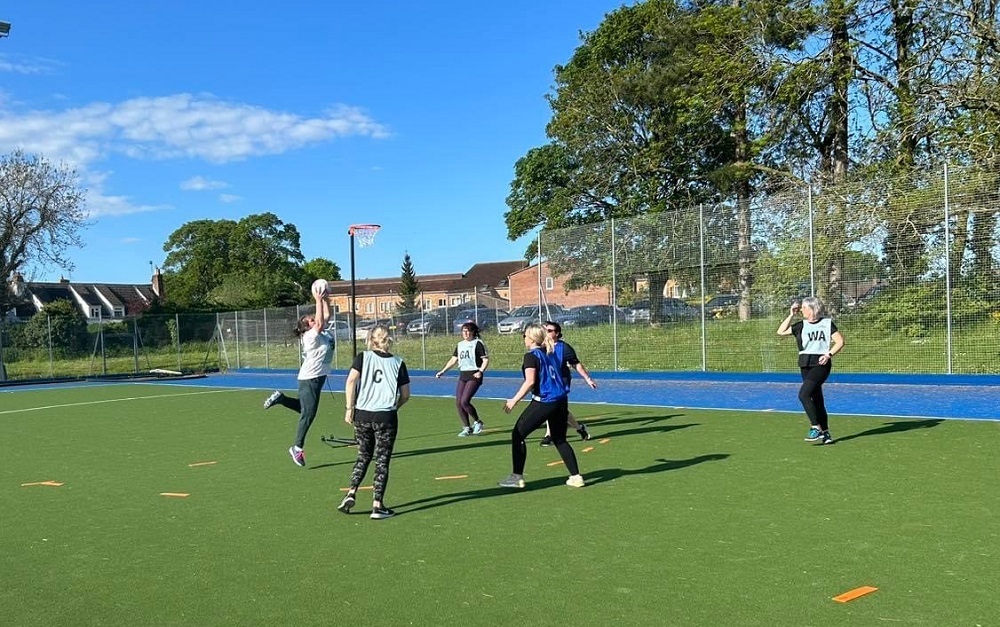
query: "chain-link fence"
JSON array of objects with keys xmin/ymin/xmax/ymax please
[
  {"xmin": 3, "ymin": 165, "xmax": 999, "ymax": 382},
  {"xmin": 534, "ymin": 164, "xmax": 1000, "ymax": 374}
]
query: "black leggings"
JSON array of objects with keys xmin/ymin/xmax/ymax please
[
  {"xmin": 455, "ymin": 377, "xmax": 482, "ymax": 427},
  {"xmin": 348, "ymin": 420, "xmax": 398, "ymax": 503},
  {"xmin": 511, "ymin": 398, "xmax": 579, "ymax": 476},
  {"xmin": 799, "ymin": 364, "xmax": 831, "ymax": 430}
]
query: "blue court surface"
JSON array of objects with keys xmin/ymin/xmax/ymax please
[{"xmin": 10, "ymin": 368, "xmax": 995, "ymax": 421}]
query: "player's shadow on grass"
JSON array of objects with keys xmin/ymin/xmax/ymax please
[
  {"xmin": 834, "ymin": 419, "xmax": 943, "ymax": 444},
  {"xmin": 392, "ymin": 453, "xmax": 729, "ymax": 515},
  {"xmin": 391, "ymin": 477, "xmax": 572, "ymax": 515},
  {"xmin": 584, "ymin": 454, "xmax": 730, "ymax": 487},
  {"xmin": 311, "ymin": 437, "xmax": 512, "ymax": 470},
  {"xmin": 592, "ymin": 422, "xmax": 698, "ymax": 440},
  {"xmin": 586, "ymin": 413, "xmax": 685, "ymax": 429}
]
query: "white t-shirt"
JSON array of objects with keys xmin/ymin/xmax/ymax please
[{"xmin": 298, "ymin": 328, "xmax": 333, "ymax": 380}]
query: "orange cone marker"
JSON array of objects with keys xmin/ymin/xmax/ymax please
[{"xmin": 832, "ymin": 586, "xmax": 878, "ymax": 603}]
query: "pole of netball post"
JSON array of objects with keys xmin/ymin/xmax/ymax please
[{"xmin": 349, "ymin": 229, "xmax": 358, "ymax": 357}]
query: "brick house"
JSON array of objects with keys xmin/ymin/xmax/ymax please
[
  {"xmin": 325, "ymin": 261, "xmax": 527, "ymax": 320},
  {"xmin": 5, "ymin": 269, "xmax": 165, "ymax": 322},
  {"xmin": 507, "ymin": 261, "xmax": 613, "ymax": 309}
]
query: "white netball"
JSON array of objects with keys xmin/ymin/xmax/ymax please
[{"xmin": 311, "ymin": 279, "xmax": 330, "ymax": 296}]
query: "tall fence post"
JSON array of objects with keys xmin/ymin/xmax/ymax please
[
  {"xmin": 0, "ymin": 320, "xmax": 6, "ymax": 382},
  {"xmin": 699, "ymin": 204, "xmax": 707, "ymax": 372},
  {"xmin": 943, "ymin": 163, "xmax": 953, "ymax": 374},
  {"xmin": 536, "ymin": 232, "xmax": 543, "ymax": 314},
  {"xmin": 263, "ymin": 308, "xmax": 270, "ymax": 369},
  {"xmin": 175, "ymin": 313, "xmax": 182, "ymax": 372},
  {"xmin": 610, "ymin": 217, "xmax": 619, "ymax": 372},
  {"xmin": 99, "ymin": 309, "xmax": 107, "ymax": 376},
  {"xmin": 234, "ymin": 311, "xmax": 241, "ymax": 369},
  {"xmin": 47, "ymin": 315, "xmax": 54, "ymax": 378},
  {"xmin": 132, "ymin": 317, "xmax": 139, "ymax": 373},
  {"xmin": 808, "ymin": 186, "xmax": 816, "ymax": 296}
]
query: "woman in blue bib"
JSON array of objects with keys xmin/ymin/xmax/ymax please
[
  {"xmin": 777, "ymin": 296, "xmax": 845, "ymax": 445},
  {"xmin": 499, "ymin": 322, "xmax": 584, "ymax": 489}
]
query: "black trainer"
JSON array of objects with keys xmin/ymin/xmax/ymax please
[
  {"xmin": 370, "ymin": 505, "xmax": 395, "ymax": 520},
  {"xmin": 539, "ymin": 435, "xmax": 552, "ymax": 447},
  {"xmin": 577, "ymin": 424, "xmax": 591, "ymax": 441},
  {"xmin": 337, "ymin": 492, "xmax": 356, "ymax": 514}
]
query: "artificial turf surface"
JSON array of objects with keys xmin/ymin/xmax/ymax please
[{"xmin": 1, "ymin": 382, "xmax": 997, "ymax": 626}]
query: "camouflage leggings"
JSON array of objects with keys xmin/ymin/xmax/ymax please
[{"xmin": 348, "ymin": 420, "xmax": 398, "ymax": 503}]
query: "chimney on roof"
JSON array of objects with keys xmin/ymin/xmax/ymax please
[
  {"xmin": 59, "ymin": 275, "xmax": 70, "ymax": 283},
  {"xmin": 151, "ymin": 266, "xmax": 165, "ymax": 299},
  {"xmin": 10, "ymin": 272, "xmax": 25, "ymax": 298}
]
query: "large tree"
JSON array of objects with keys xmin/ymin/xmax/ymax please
[
  {"xmin": 302, "ymin": 258, "xmax": 342, "ymax": 285},
  {"xmin": 506, "ymin": 0, "xmax": 732, "ymax": 322},
  {"xmin": 0, "ymin": 150, "xmax": 88, "ymax": 314},
  {"xmin": 506, "ymin": 0, "xmax": 801, "ymax": 321},
  {"xmin": 397, "ymin": 252, "xmax": 420, "ymax": 313},
  {"xmin": 162, "ymin": 213, "xmax": 307, "ymax": 308}
]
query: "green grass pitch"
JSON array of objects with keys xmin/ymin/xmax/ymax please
[{"xmin": 1, "ymin": 383, "xmax": 998, "ymax": 626}]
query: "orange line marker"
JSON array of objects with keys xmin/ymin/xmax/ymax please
[
  {"xmin": 339, "ymin": 486, "xmax": 373, "ymax": 492},
  {"xmin": 160, "ymin": 492, "xmax": 190, "ymax": 498},
  {"xmin": 546, "ymin": 460, "xmax": 565, "ymax": 467},
  {"xmin": 599, "ymin": 438, "xmax": 611, "ymax": 444},
  {"xmin": 581, "ymin": 446, "xmax": 595, "ymax": 453},
  {"xmin": 832, "ymin": 586, "xmax": 878, "ymax": 603},
  {"xmin": 21, "ymin": 480, "xmax": 64, "ymax": 487},
  {"xmin": 435, "ymin": 475, "xmax": 469, "ymax": 480},
  {"xmin": 188, "ymin": 461, "xmax": 217, "ymax": 467}
]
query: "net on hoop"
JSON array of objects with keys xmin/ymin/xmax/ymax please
[{"xmin": 348, "ymin": 223, "xmax": 381, "ymax": 248}]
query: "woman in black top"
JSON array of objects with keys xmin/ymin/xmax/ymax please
[{"xmin": 777, "ymin": 296, "xmax": 845, "ymax": 445}]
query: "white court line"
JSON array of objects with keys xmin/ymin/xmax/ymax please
[{"xmin": 0, "ymin": 389, "xmax": 240, "ymax": 415}]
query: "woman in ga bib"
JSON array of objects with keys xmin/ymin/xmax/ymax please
[
  {"xmin": 777, "ymin": 296, "xmax": 845, "ymax": 445},
  {"xmin": 435, "ymin": 322, "xmax": 489, "ymax": 436},
  {"xmin": 499, "ymin": 322, "xmax": 584, "ymax": 489}
]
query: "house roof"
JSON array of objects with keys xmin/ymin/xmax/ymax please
[
  {"xmin": 326, "ymin": 260, "xmax": 526, "ymax": 297},
  {"xmin": 7, "ymin": 280, "xmax": 158, "ymax": 319}
]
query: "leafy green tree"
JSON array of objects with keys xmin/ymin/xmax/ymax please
[
  {"xmin": 302, "ymin": 258, "xmax": 342, "ymax": 286},
  {"xmin": 162, "ymin": 219, "xmax": 235, "ymax": 306},
  {"xmin": 162, "ymin": 213, "xmax": 308, "ymax": 308},
  {"xmin": 507, "ymin": 0, "xmax": 733, "ymax": 322},
  {"xmin": 397, "ymin": 252, "xmax": 420, "ymax": 313},
  {"xmin": 0, "ymin": 150, "xmax": 88, "ymax": 314},
  {"xmin": 17, "ymin": 299, "xmax": 89, "ymax": 355}
]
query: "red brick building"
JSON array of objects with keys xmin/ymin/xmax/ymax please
[{"xmin": 507, "ymin": 261, "xmax": 613, "ymax": 309}]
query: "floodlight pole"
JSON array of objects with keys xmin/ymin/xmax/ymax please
[{"xmin": 349, "ymin": 230, "xmax": 358, "ymax": 357}]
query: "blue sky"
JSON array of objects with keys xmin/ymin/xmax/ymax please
[{"xmin": 0, "ymin": 1, "xmax": 625, "ymax": 285}]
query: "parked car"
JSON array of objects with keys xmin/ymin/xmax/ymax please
[
  {"xmin": 355, "ymin": 318, "xmax": 393, "ymax": 340},
  {"xmin": 851, "ymin": 285, "xmax": 886, "ymax": 309},
  {"xmin": 451, "ymin": 307, "xmax": 508, "ymax": 333},
  {"xmin": 497, "ymin": 305, "xmax": 575, "ymax": 334},
  {"xmin": 626, "ymin": 298, "xmax": 699, "ymax": 323},
  {"xmin": 569, "ymin": 305, "xmax": 625, "ymax": 326},
  {"xmin": 704, "ymin": 294, "xmax": 740, "ymax": 318},
  {"xmin": 406, "ymin": 313, "xmax": 445, "ymax": 336},
  {"xmin": 406, "ymin": 307, "xmax": 466, "ymax": 335},
  {"xmin": 323, "ymin": 319, "xmax": 351, "ymax": 341}
]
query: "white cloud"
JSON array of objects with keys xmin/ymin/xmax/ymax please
[
  {"xmin": 86, "ymin": 191, "xmax": 172, "ymax": 218},
  {"xmin": 120, "ymin": 237, "xmax": 141, "ymax": 244},
  {"xmin": 0, "ymin": 93, "xmax": 389, "ymax": 218},
  {"xmin": 0, "ymin": 54, "xmax": 61, "ymax": 75},
  {"xmin": 0, "ymin": 93, "xmax": 388, "ymax": 165},
  {"xmin": 219, "ymin": 193, "xmax": 242, "ymax": 204},
  {"xmin": 181, "ymin": 175, "xmax": 229, "ymax": 191}
]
